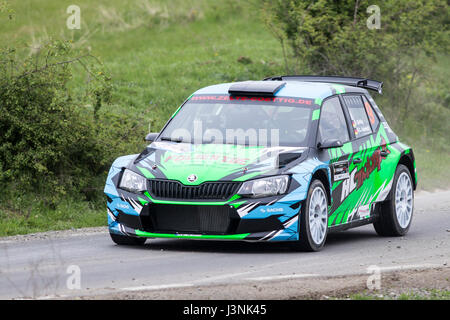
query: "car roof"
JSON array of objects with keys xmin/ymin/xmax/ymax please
[{"xmin": 193, "ymin": 80, "xmax": 368, "ymax": 102}]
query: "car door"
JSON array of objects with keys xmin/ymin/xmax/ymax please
[
  {"xmin": 361, "ymin": 94, "xmax": 395, "ymax": 202},
  {"xmin": 337, "ymin": 94, "xmax": 383, "ymax": 224},
  {"xmin": 316, "ymin": 96, "xmax": 354, "ymax": 227}
]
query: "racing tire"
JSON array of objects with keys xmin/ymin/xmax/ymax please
[
  {"xmin": 110, "ymin": 232, "xmax": 147, "ymax": 245},
  {"xmin": 293, "ymin": 179, "xmax": 329, "ymax": 252},
  {"xmin": 373, "ymin": 164, "xmax": 414, "ymax": 237}
]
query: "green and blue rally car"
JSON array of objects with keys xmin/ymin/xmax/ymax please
[{"xmin": 104, "ymin": 76, "xmax": 417, "ymax": 251}]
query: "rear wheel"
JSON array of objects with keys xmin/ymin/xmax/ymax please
[
  {"xmin": 373, "ymin": 164, "xmax": 414, "ymax": 236},
  {"xmin": 110, "ymin": 232, "xmax": 147, "ymax": 245},
  {"xmin": 293, "ymin": 179, "xmax": 328, "ymax": 251}
]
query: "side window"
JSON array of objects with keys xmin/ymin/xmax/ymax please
[
  {"xmin": 318, "ymin": 97, "xmax": 349, "ymax": 143},
  {"xmin": 362, "ymin": 95, "xmax": 380, "ymax": 131},
  {"xmin": 343, "ymin": 95, "xmax": 372, "ymax": 138}
]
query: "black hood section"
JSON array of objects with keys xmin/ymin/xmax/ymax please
[
  {"xmin": 134, "ymin": 147, "xmax": 157, "ymax": 164},
  {"xmin": 277, "ymin": 149, "xmax": 309, "ymax": 170},
  {"xmin": 278, "ymin": 153, "xmax": 302, "ymax": 167}
]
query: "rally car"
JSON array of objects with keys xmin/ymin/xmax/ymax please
[{"xmin": 104, "ymin": 76, "xmax": 417, "ymax": 251}]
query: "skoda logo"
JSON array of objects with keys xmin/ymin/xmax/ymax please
[{"xmin": 187, "ymin": 174, "xmax": 198, "ymax": 183}]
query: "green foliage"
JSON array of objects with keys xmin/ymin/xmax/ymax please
[
  {"xmin": 0, "ymin": 40, "xmax": 145, "ymax": 207},
  {"xmin": 261, "ymin": 0, "xmax": 450, "ymax": 164},
  {"xmin": 0, "ymin": 0, "xmax": 14, "ymax": 20},
  {"xmin": 349, "ymin": 289, "xmax": 450, "ymax": 300},
  {"xmin": 261, "ymin": 0, "xmax": 448, "ymax": 76},
  {"xmin": 261, "ymin": 0, "xmax": 448, "ymax": 108},
  {"xmin": 0, "ymin": 194, "xmax": 105, "ymax": 236}
]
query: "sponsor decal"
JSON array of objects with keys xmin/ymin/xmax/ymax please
[
  {"xmin": 341, "ymin": 150, "xmax": 382, "ymax": 202},
  {"xmin": 333, "ymin": 161, "xmax": 350, "ymax": 181},
  {"xmin": 364, "ymin": 101, "xmax": 376, "ymax": 125},
  {"xmin": 165, "ymin": 153, "xmax": 249, "ymax": 165},
  {"xmin": 354, "ymin": 150, "xmax": 382, "ymax": 189},
  {"xmin": 190, "ymin": 94, "xmax": 314, "ymax": 106},
  {"xmin": 357, "ymin": 204, "xmax": 371, "ymax": 218},
  {"xmin": 260, "ymin": 207, "xmax": 284, "ymax": 213},
  {"xmin": 351, "ymin": 120, "xmax": 359, "ymax": 136}
]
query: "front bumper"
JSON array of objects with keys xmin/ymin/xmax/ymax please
[
  {"xmin": 107, "ymin": 200, "xmax": 300, "ymax": 241},
  {"xmin": 104, "ymin": 161, "xmax": 309, "ymax": 242}
]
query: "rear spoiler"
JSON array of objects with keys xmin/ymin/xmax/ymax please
[{"xmin": 263, "ymin": 75, "xmax": 383, "ymax": 94}]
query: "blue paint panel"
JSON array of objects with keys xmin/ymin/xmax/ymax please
[
  {"xmin": 275, "ymin": 82, "xmax": 333, "ymax": 100},
  {"xmin": 194, "ymin": 82, "xmax": 335, "ymax": 100},
  {"xmin": 268, "ymin": 217, "xmax": 299, "ymax": 241},
  {"xmin": 104, "ymin": 154, "xmax": 138, "ymax": 196},
  {"xmin": 108, "ymin": 221, "xmax": 124, "ymax": 235},
  {"xmin": 108, "ymin": 198, "xmax": 140, "ymax": 216},
  {"xmin": 244, "ymin": 201, "xmax": 298, "ymax": 222},
  {"xmin": 112, "ymin": 154, "xmax": 138, "ymax": 168}
]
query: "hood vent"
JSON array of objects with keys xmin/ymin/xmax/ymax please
[
  {"xmin": 228, "ymin": 81, "xmax": 286, "ymax": 96},
  {"xmin": 277, "ymin": 152, "xmax": 303, "ymax": 168},
  {"xmin": 134, "ymin": 147, "xmax": 156, "ymax": 164}
]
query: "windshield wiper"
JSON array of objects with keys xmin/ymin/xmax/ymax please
[{"xmin": 160, "ymin": 136, "xmax": 184, "ymax": 143}]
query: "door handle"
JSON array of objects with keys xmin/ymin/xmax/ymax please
[
  {"xmin": 353, "ymin": 158, "xmax": 362, "ymax": 164},
  {"xmin": 380, "ymin": 150, "xmax": 389, "ymax": 157}
]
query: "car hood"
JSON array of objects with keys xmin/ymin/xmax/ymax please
[{"xmin": 130, "ymin": 141, "xmax": 307, "ymax": 185}]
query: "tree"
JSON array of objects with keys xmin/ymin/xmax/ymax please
[{"xmin": 261, "ymin": 0, "xmax": 449, "ymax": 119}]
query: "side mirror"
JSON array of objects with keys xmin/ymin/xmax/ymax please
[
  {"xmin": 144, "ymin": 132, "xmax": 159, "ymax": 142},
  {"xmin": 317, "ymin": 138, "xmax": 343, "ymax": 149}
]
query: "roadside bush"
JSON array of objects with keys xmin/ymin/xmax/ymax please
[
  {"xmin": 260, "ymin": 0, "xmax": 449, "ymax": 130},
  {"xmin": 0, "ymin": 41, "xmax": 145, "ymax": 207}
]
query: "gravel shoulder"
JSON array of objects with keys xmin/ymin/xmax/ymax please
[
  {"xmin": 73, "ymin": 266, "xmax": 450, "ymax": 300},
  {"xmin": 0, "ymin": 227, "xmax": 108, "ymax": 244}
]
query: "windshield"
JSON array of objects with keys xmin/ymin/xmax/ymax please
[{"xmin": 159, "ymin": 95, "xmax": 314, "ymax": 147}]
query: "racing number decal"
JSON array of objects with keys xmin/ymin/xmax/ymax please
[{"xmin": 364, "ymin": 101, "xmax": 376, "ymax": 125}]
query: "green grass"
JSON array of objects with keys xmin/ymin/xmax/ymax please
[
  {"xmin": 0, "ymin": 198, "xmax": 104, "ymax": 236},
  {"xmin": 1, "ymin": 0, "xmax": 285, "ymax": 130},
  {"xmin": 349, "ymin": 289, "xmax": 450, "ymax": 300},
  {"xmin": 0, "ymin": 0, "xmax": 448, "ymax": 236},
  {"xmin": 392, "ymin": 54, "xmax": 450, "ymax": 191},
  {"xmin": 410, "ymin": 144, "xmax": 450, "ymax": 191}
]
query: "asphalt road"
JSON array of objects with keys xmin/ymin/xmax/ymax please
[{"xmin": 0, "ymin": 190, "xmax": 449, "ymax": 299}]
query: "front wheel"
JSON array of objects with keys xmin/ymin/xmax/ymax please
[
  {"xmin": 110, "ymin": 232, "xmax": 147, "ymax": 245},
  {"xmin": 373, "ymin": 164, "xmax": 414, "ymax": 236},
  {"xmin": 293, "ymin": 179, "xmax": 328, "ymax": 252}
]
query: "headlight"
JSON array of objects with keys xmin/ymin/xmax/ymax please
[
  {"xmin": 237, "ymin": 175, "xmax": 289, "ymax": 198},
  {"xmin": 119, "ymin": 169, "xmax": 147, "ymax": 193}
]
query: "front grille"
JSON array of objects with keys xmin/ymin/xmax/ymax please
[
  {"xmin": 151, "ymin": 204, "xmax": 232, "ymax": 234},
  {"xmin": 148, "ymin": 180, "xmax": 241, "ymax": 200}
]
